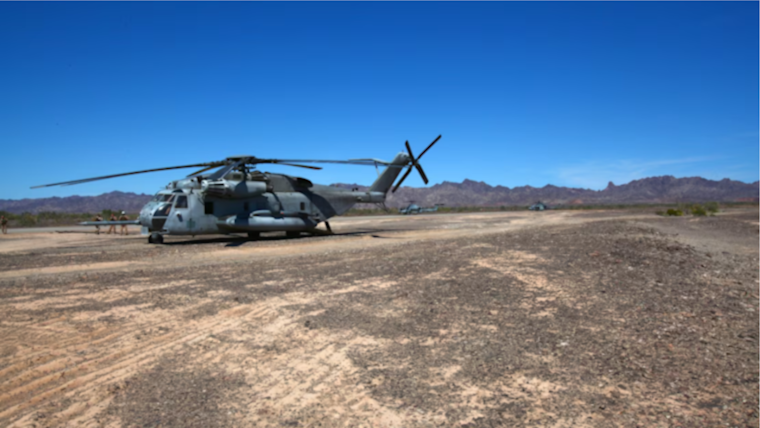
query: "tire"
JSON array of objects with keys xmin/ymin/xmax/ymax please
[
  {"xmin": 247, "ymin": 232, "xmax": 260, "ymax": 239},
  {"xmin": 286, "ymin": 231, "xmax": 300, "ymax": 238},
  {"xmin": 149, "ymin": 232, "xmax": 164, "ymax": 244}
]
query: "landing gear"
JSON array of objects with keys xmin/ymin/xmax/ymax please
[
  {"xmin": 307, "ymin": 221, "xmax": 334, "ymax": 237},
  {"xmin": 148, "ymin": 232, "xmax": 164, "ymax": 244},
  {"xmin": 286, "ymin": 231, "xmax": 300, "ymax": 238},
  {"xmin": 247, "ymin": 232, "xmax": 260, "ymax": 239}
]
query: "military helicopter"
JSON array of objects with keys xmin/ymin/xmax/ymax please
[
  {"xmin": 33, "ymin": 136, "xmax": 441, "ymax": 244},
  {"xmin": 398, "ymin": 202, "xmax": 443, "ymax": 215}
]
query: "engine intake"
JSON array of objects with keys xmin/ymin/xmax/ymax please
[{"xmin": 201, "ymin": 179, "xmax": 268, "ymax": 199}]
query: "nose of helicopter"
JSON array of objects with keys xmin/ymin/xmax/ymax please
[{"xmin": 138, "ymin": 203, "xmax": 156, "ymax": 228}]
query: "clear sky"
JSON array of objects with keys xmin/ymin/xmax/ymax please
[{"xmin": 1, "ymin": 2, "xmax": 757, "ymax": 200}]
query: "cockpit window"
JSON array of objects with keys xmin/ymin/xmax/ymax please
[
  {"xmin": 175, "ymin": 195, "xmax": 188, "ymax": 209},
  {"xmin": 155, "ymin": 204, "xmax": 172, "ymax": 217},
  {"xmin": 152, "ymin": 194, "xmax": 173, "ymax": 202}
]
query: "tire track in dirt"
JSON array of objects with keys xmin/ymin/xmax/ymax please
[
  {"xmin": 160, "ymin": 283, "xmax": 427, "ymax": 427},
  {"xmin": 1, "ymin": 300, "xmax": 282, "ymax": 426},
  {"xmin": 0, "ymin": 283, "xmax": 276, "ymax": 423}
]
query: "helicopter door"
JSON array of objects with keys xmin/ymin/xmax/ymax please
[{"xmin": 173, "ymin": 195, "xmax": 188, "ymax": 222}]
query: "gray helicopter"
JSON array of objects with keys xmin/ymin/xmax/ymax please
[
  {"xmin": 398, "ymin": 202, "xmax": 443, "ymax": 215},
  {"xmin": 33, "ymin": 136, "xmax": 441, "ymax": 244}
]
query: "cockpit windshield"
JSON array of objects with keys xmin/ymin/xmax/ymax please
[{"xmin": 152, "ymin": 193, "xmax": 174, "ymax": 202}]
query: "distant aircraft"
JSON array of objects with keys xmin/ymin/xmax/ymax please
[
  {"xmin": 399, "ymin": 203, "xmax": 443, "ymax": 215},
  {"xmin": 529, "ymin": 201, "xmax": 549, "ymax": 211}
]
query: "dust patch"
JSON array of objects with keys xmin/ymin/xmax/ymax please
[
  {"xmin": 106, "ymin": 360, "xmax": 247, "ymax": 428},
  {"xmin": 0, "ymin": 261, "xmax": 136, "ymax": 279}
]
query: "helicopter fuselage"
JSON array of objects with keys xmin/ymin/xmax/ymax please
[
  {"xmin": 138, "ymin": 171, "xmax": 387, "ymax": 236},
  {"xmin": 53, "ymin": 140, "xmax": 442, "ymax": 244}
]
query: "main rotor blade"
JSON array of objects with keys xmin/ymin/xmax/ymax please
[
  {"xmin": 416, "ymin": 134, "xmax": 441, "ymax": 161},
  {"xmin": 347, "ymin": 158, "xmax": 391, "ymax": 164},
  {"xmin": 392, "ymin": 166, "xmax": 413, "ymax": 193},
  {"xmin": 263, "ymin": 159, "xmax": 405, "ymax": 168},
  {"xmin": 31, "ymin": 162, "xmax": 223, "ymax": 189},
  {"xmin": 207, "ymin": 158, "xmax": 248, "ymax": 181},
  {"xmin": 276, "ymin": 163, "xmax": 323, "ymax": 170},
  {"xmin": 187, "ymin": 165, "xmax": 220, "ymax": 177}
]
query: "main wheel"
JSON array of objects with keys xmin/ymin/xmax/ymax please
[
  {"xmin": 247, "ymin": 232, "xmax": 260, "ymax": 239},
  {"xmin": 148, "ymin": 232, "xmax": 164, "ymax": 244},
  {"xmin": 285, "ymin": 231, "xmax": 300, "ymax": 238}
]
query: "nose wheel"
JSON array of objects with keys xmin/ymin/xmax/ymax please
[{"xmin": 148, "ymin": 232, "xmax": 164, "ymax": 244}]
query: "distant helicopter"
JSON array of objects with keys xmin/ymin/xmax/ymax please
[
  {"xmin": 398, "ymin": 202, "xmax": 443, "ymax": 215},
  {"xmin": 529, "ymin": 201, "xmax": 550, "ymax": 211},
  {"xmin": 33, "ymin": 136, "xmax": 441, "ymax": 244}
]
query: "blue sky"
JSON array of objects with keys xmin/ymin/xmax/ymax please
[{"xmin": 1, "ymin": 2, "xmax": 757, "ymax": 199}]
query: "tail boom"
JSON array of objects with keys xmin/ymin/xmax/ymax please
[{"xmin": 369, "ymin": 153, "xmax": 410, "ymax": 194}]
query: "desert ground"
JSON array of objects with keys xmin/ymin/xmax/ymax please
[{"xmin": 0, "ymin": 208, "xmax": 757, "ymax": 427}]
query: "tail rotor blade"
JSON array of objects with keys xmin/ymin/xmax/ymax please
[
  {"xmin": 416, "ymin": 134, "xmax": 441, "ymax": 161},
  {"xmin": 404, "ymin": 136, "xmax": 438, "ymax": 185},
  {"xmin": 404, "ymin": 140, "xmax": 415, "ymax": 162},
  {"xmin": 392, "ymin": 166, "xmax": 413, "ymax": 193},
  {"xmin": 415, "ymin": 163, "xmax": 429, "ymax": 184}
]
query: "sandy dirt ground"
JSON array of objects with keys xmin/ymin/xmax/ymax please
[{"xmin": 0, "ymin": 209, "xmax": 757, "ymax": 427}]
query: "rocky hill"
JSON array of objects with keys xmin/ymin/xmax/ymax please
[
  {"xmin": 0, "ymin": 176, "xmax": 757, "ymax": 214},
  {"xmin": 0, "ymin": 191, "xmax": 153, "ymax": 214},
  {"xmin": 335, "ymin": 176, "xmax": 758, "ymax": 208}
]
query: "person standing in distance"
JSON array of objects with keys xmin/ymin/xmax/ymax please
[
  {"xmin": 107, "ymin": 212, "xmax": 117, "ymax": 234},
  {"xmin": 119, "ymin": 211, "xmax": 130, "ymax": 235},
  {"xmin": 93, "ymin": 213, "xmax": 103, "ymax": 235},
  {"xmin": 1, "ymin": 215, "xmax": 8, "ymax": 235}
]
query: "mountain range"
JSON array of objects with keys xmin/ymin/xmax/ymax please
[
  {"xmin": 368, "ymin": 176, "xmax": 759, "ymax": 209},
  {"xmin": 1, "ymin": 176, "xmax": 757, "ymax": 214}
]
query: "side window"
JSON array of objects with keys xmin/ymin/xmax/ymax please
[
  {"xmin": 175, "ymin": 195, "xmax": 188, "ymax": 209},
  {"xmin": 204, "ymin": 201, "xmax": 214, "ymax": 215},
  {"xmin": 300, "ymin": 202, "xmax": 305, "ymax": 211}
]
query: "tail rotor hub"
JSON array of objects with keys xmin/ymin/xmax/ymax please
[{"xmin": 392, "ymin": 135, "xmax": 441, "ymax": 193}]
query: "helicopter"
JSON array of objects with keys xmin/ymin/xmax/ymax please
[
  {"xmin": 398, "ymin": 202, "xmax": 443, "ymax": 215},
  {"xmin": 32, "ymin": 136, "xmax": 441, "ymax": 244}
]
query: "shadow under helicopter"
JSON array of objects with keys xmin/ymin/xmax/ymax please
[{"xmin": 160, "ymin": 228, "xmax": 410, "ymax": 247}]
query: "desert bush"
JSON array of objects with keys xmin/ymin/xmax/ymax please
[
  {"xmin": 691, "ymin": 204, "xmax": 707, "ymax": 216},
  {"xmin": 666, "ymin": 208, "xmax": 683, "ymax": 216},
  {"xmin": 705, "ymin": 201, "xmax": 720, "ymax": 214},
  {"xmin": 655, "ymin": 210, "xmax": 665, "ymax": 216},
  {"xmin": 18, "ymin": 212, "xmax": 37, "ymax": 227}
]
